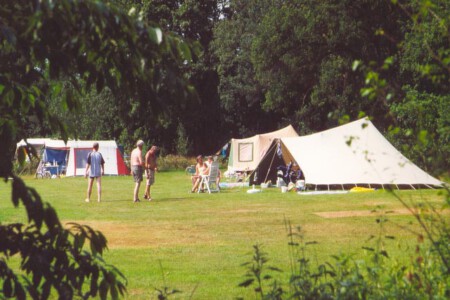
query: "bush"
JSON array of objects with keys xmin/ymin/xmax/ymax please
[
  {"xmin": 157, "ymin": 155, "xmax": 228, "ymax": 171},
  {"xmin": 157, "ymin": 155, "xmax": 196, "ymax": 171}
]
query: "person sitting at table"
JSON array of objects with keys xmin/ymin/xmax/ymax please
[{"xmin": 191, "ymin": 155, "xmax": 209, "ymax": 193}]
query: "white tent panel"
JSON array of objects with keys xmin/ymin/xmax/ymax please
[
  {"xmin": 281, "ymin": 118, "xmax": 442, "ymax": 187},
  {"xmin": 16, "ymin": 138, "xmax": 52, "ymax": 148},
  {"xmin": 65, "ymin": 140, "xmax": 124, "ymax": 176},
  {"xmin": 44, "ymin": 140, "xmax": 67, "ymax": 148},
  {"xmin": 238, "ymin": 142, "xmax": 254, "ymax": 162}
]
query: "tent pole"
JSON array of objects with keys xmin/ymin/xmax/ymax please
[
  {"xmin": 263, "ymin": 142, "xmax": 278, "ymax": 184},
  {"xmin": 245, "ymin": 142, "xmax": 278, "ymax": 184}
]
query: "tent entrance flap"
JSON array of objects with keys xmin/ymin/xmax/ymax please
[{"xmin": 249, "ymin": 140, "xmax": 290, "ymax": 185}]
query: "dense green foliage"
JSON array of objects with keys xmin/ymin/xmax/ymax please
[
  {"xmin": 47, "ymin": 0, "xmax": 226, "ymax": 154},
  {"xmin": 11, "ymin": 0, "xmax": 448, "ymax": 177},
  {"xmin": 0, "ymin": 0, "xmax": 192, "ymax": 298},
  {"xmin": 1, "ymin": 0, "xmax": 448, "ymax": 298}
]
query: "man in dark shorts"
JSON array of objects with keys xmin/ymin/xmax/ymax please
[
  {"xmin": 84, "ymin": 142, "xmax": 105, "ymax": 202},
  {"xmin": 130, "ymin": 140, "xmax": 144, "ymax": 202},
  {"xmin": 144, "ymin": 145, "xmax": 159, "ymax": 201}
]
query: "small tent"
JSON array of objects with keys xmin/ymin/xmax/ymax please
[
  {"xmin": 65, "ymin": 140, "xmax": 129, "ymax": 176},
  {"xmin": 15, "ymin": 138, "xmax": 68, "ymax": 175},
  {"xmin": 250, "ymin": 118, "xmax": 444, "ymax": 189},
  {"xmin": 228, "ymin": 125, "xmax": 299, "ymax": 172},
  {"xmin": 16, "ymin": 138, "xmax": 65, "ymax": 159}
]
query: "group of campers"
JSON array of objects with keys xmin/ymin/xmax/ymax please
[
  {"xmin": 84, "ymin": 140, "xmax": 159, "ymax": 203},
  {"xmin": 84, "ymin": 140, "xmax": 222, "ymax": 202}
]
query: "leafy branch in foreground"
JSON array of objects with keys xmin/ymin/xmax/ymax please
[
  {"xmin": 239, "ymin": 191, "xmax": 450, "ymax": 299},
  {"xmin": 238, "ymin": 244, "xmax": 283, "ymax": 300},
  {"xmin": 0, "ymin": 176, "xmax": 126, "ymax": 299},
  {"xmin": 1, "ymin": 0, "xmax": 194, "ymax": 298},
  {"xmin": 386, "ymin": 187, "xmax": 450, "ymax": 274},
  {"xmin": 154, "ymin": 260, "xmax": 183, "ymax": 300}
]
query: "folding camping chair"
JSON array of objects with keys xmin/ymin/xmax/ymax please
[
  {"xmin": 198, "ymin": 161, "xmax": 220, "ymax": 193},
  {"xmin": 185, "ymin": 165, "xmax": 196, "ymax": 176}
]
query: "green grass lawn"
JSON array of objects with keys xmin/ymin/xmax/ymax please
[{"xmin": 0, "ymin": 171, "xmax": 446, "ymax": 299}]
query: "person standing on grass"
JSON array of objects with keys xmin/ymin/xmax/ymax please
[
  {"xmin": 143, "ymin": 145, "xmax": 159, "ymax": 201},
  {"xmin": 85, "ymin": 142, "xmax": 105, "ymax": 203},
  {"xmin": 130, "ymin": 139, "xmax": 144, "ymax": 202}
]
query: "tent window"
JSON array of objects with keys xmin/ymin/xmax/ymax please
[
  {"xmin": 75, "ymin": 149, "xmax": 90, "ymax": 169},
  {"xmin": 238, "ymin": 143, "xmax": 253, "ymax": 162}
]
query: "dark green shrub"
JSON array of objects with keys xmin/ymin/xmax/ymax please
[{"xmin": 157, "ymin": 155, "xmax": 196, "ymax": 171}]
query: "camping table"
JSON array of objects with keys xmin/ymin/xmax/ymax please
[{"xmin": 45, "ymin": 165, "xmax": 60, "ymax": 176}]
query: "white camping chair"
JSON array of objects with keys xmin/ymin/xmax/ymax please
[{"xmin": 198, "ymin": 161, "xmax": 220, "ymax": 193}]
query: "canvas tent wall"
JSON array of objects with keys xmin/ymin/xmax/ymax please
[
  {"xmin": 16, "ymin": 138, "xmax": 66, "ymax": 159},
  {"xmin": 250, "ymin": 118, "xmax": 443, "ymax": 189},
  {"xmin": 41, "ymin": 146, "xmax": 70, "ymax": 175},
  {"xmin": 228, "ymin": 125, "xmax": 299, "ymax": 172},
  {"xmin": 65, "ymin": 140, "xmax": 129, "ymax": 176}
]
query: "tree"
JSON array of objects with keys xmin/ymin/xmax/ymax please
[
  {"xmin": 114, "ymin": 0, "xmax": 226, "ymax": 154},
  {"xmin": 394, "ymin": 0, "xmax": 449, "ymax": 176},
  {"xmin": 43, "ymin": 84, "xmax": 126, "ymax": 141},
  {"xmin": 213, "ymin": 0, "xmax": 447, "ymax": 176},
  {"xmin": 0, "ymin": 0, "xmax": 193, "ymax": 298},
  {"xmin": 354, "ymin": 0, "xmax": 449, "ymax": 176},
  {"xmin": 250, "ymin": 0, "xmax": 405, "ymax": 133},
  {"xmin": 211, "ymin": 0, "xmax": 284, "ymax": 138}
]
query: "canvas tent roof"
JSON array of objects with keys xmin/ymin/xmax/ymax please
[
  {"xmin": 17, "ymin": 138, "xmax": 51, "ymax": 148},
  {"xmin": 228, "ymin": 125, "xmax": 299, "ymax": 172},
  {"xmin": 251, "ymin": 118, "xmax": 443, "ymax": 189},
  {"xmin": 16, "ymin": 138, "xmax": 66, "ymax": 158}
]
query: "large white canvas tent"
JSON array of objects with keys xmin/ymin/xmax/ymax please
[
  {"xmin": 65, "ymin": 140, "xmax": 128, "ymax": 176},
  {"xmin": 228, "ymin": 125, "xmax": 299, "ymax": 172},
  {"xmin": 250, "ymin": 118, "xmax": 443, "ymax": 189}
]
